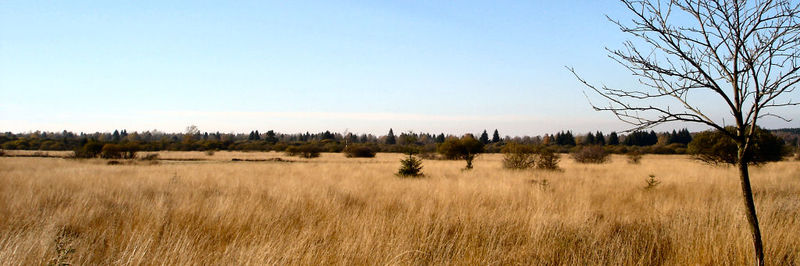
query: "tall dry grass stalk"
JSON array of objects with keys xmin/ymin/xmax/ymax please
[{"xmin": 0, "ymin": 152, "xmax": 798, "ymax": 264}]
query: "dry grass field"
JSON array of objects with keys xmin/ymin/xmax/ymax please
[{"xmin": 0, "ymin": 152, "xmax": 798, "ymax": 265}]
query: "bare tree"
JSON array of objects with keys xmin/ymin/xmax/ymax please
[{"xmin": 569, "ymin": 1, "xmax": 800, "ymax": 265}]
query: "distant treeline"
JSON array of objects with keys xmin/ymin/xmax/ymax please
[{"xmin": 0, "ymin": 127, "xmax": 798, "ymax": 155}]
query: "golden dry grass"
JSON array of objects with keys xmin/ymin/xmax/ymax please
[{"xmin": 0, "ymin": 152, "xmax": 798, "ymax": 265}]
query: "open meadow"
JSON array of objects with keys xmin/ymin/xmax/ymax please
[{"xmin": 1, "ymin": 152, "xmax": 799, "ymax": 265}]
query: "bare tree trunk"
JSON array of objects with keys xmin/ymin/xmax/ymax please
[{"xmin": 737, "ymin": 146, "xmax": 764, "ymax": 266}]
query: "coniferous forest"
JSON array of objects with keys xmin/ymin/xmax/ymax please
[{"xmin": 1, "ymin": 127, "xmax": 797, "ymax": 156}]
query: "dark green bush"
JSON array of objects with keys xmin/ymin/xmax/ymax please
[
  {"xmin": 571, "ymin": 146, "xmax": 609, "ymax": 164},
  {"xmin": 73, "ymin": 141, "xmax": 104, "ymax": 158},
  {"xmin": 286, "ymin": 144, "xmax": 321, "ymax": 158},
  {"xmin": 343, "ymin": 144, "xmax": 376, "ymax": 158},
  {"xmin": 438, "ymin": 135, "xmax": 484, "ymax": 169},
  {"xmin": 100, "ymin": 143, "xmax": 139, "ymax": 159},
  {"xmin": 688, "ymin": 127, "xmax": 785, "ymax": 165}
]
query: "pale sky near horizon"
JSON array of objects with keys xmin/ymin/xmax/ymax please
[{"xmin": 2, "ymin": 1, "xmax": 798, "ymax": 136}]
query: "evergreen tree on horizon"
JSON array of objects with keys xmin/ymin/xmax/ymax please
[
  {"xmin": 596, "ymin": 131, "xmax": 605, "ymax": 145},
  {"xmin": 435, "ymin": 133, "xmax": 445, "ymax": 143},
  {"xmin": 479, "ymin": 130, "xmax": 490, "ymax": 144},
  {"xmin": 608, "ymin": 132, "xmax": 619, "ymax": 145},
  {"xmin": 386, "ymin": 128, "xmax": 396, "ymax": 145}
]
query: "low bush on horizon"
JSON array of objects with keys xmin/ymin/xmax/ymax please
[
  {"xmin": 285, "ymin": 144, "xmax": 321, "ymax": 158},
  {"xmin": 571, "ymin": 146, "xmax": 609, "ymax": 164},
  {"xmin": 343, "ymin": 144, "xmax": 376, "ymax": 158}
]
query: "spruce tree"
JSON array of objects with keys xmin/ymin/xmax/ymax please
[
  {"xmin": 648, "ymin": 131, "xmax": 658, "ymax": 145},
  {"xmin": 397, "ymin": 153, "xmax": 424, "ymax": 177},
  {"xmin": 435, "ymin": 133, "xmax": 445, "ymax": 143},
  {"xmin": 479, "ymin": 130, "xmax": 490, "ymax": 144},
  {"xmin": 265, "ymin": 130, "xmax": 278, "ymax": 144},
  {"xmin": 491, "ymin": 129, "xmax": 501, "ymax": 143},
  {"xmin": 386, "ymin": 129, "xmax": 396, "ymax": 145},
  {"xmin": 669, "ymin": 129, "xmax": 679, "ymax": 144},
  {"xmin": 608, "ymin": 132, "xmax": 619, "ymax": 145},
  {"xmin": 596, "ymin": 131, "xmax": 605, "ymax": 145},
  {"xmin": 565, "ymin": 131, "xmax": 576, "ymax": 146}
]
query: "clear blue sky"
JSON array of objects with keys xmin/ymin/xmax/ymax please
[{"xmin": 1, "ymin": 1, "xmax": 797, "ymax": 136}]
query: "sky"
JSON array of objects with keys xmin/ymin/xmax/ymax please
[{"xmin": 1, "ymin": 1, "xmax": 798, "ymax": 136}]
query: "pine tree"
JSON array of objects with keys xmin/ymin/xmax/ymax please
[
  {"xmin": 596, "ymin": 131, "xmax": 605, "ymax": 145},
  {"xmin": 322, "ymin": 131, "xmax": 334, "ymax": 140},
  {"xmin": 608, "ymin": 132, "xmax": 619, "ymax": 145},
  {"xmin": 435, "ymin": 133, "xmax": 445, "ymax": 143},
  {"xmin": 479, "ymin": 130, "xmax": 490, "ymax": 144},
  {"xmin": 491, "ymin": 129, "xmax": 501, "ymax": 143},
  {"xmin": 648, "ymin": 131, "xmax": 658, "ymax": 145},
  {"xmin": 679, "ymin": 128, "xmax": 692, "ymax": 144},
  {"xmin": 265, "ymin": 130, "xmax": 278, "ymax": 144},
  {"xmin": 386, "ymin": 129, "xmax": 396, "ymax": 145},
  {"xmin": 565, "ymin": 131, "xmax": 576, "ymax": 146},
  {"xmin": 668, "ymin": 129, "xmax": 679, "ymax": 144}
]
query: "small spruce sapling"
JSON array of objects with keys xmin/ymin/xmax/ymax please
[{"xmin": 644, "ymin": 174, "xmax": 661, "ymax": 190}]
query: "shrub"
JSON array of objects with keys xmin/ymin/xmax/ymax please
[
  {"xmin": 73, "ymin": 141, "xmax": 104, "ymax": 158},
  {"xmin": 502, "ymin": 143, "xmax": 536, "ymax": 170},
  {"xmin": 688, "ymin": 127, "xmax": 785, "ymax": 165},
  {"xmin": 627, "ymin": 150, "xmax": 643, "ymax": 164},
  {"xmin": 100, "ymin": 143, "xmax": 139, "ymax": 159},
  {"xmin": 536, "ymin": 148, "xmax": 561, "ymax": 170},
  {"xmin": 571, "ymin": 146, "xmax": 609, "ymax": 164},
  {"xmin": 438, "ymin": 135, "xmax": 484, "ymax": 170},
  {"xmin": 286, "ymin": 144, "xmax": 321, "ymax": 158},
  {"xmin": 271, "ymin": 143, "xmax": 288, "ymax": 152},
  {"xmin": 322, "ymin": 141, "xmax": 344, "ymax": 152},
  {"xmin": 397, "ymin": 154, "xmax": 424, "ymax": 177},
  {"xmin": 101, "ymin": 144, "xmax": 123, "ymax": 159},
  {"xmin": 343, "ymin": 145, "xmax": 376, "ymax": 158}
]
